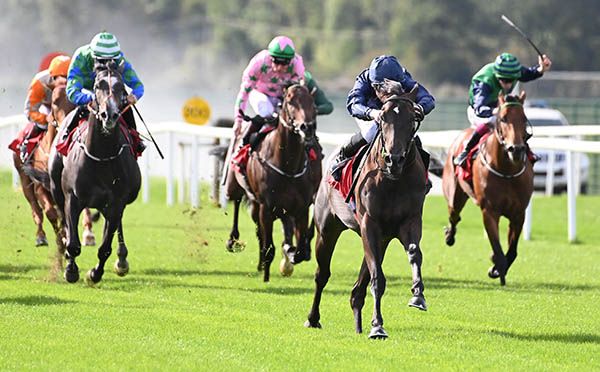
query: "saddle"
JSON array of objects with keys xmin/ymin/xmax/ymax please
[
  {"xmin": 8, "ymin": 122, "xmax": 44, "ymax": 158},
  {"xmin": 455, "ymin": 133, "xmax": 491, "ymax": 182},
  {"xmin": 55, "ymin": 118, "xmax": 138, "ymax": 158},
  {"xmin": 327, "ymin": 144, "xmax": 370, "ymax": 204}
]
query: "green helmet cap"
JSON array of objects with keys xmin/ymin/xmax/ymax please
[
  {"xmin": 493, "ymin": 53, "xmax": 522, "ymax": 80},
  {"xmin": 268, "ymin": 36, "xmax": 295, "ymax": 59},
  {"xmin": 90, "ymin": 32, "xmax": 121, "ymax": 59}
]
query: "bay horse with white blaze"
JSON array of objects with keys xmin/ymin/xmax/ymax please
[
  {"xmin": 443, "ymin": 92, "xmax": 533, "ymax": 286},
  {"xmin": 225, "ymin": 83, "xmax": 318, "ymax": 282},
  {"xmin": 49, "ymin": 60, "xmax": 141, "ymax": 284},
  {"xmin": 305, "ymin": 81, "xmax": 428, "ymax": 339}
]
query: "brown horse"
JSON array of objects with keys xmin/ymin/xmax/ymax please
[
  {"xmin": 305, "ymin": 81, "xmax": 428, "ymax": 339},
  {"xmin": 17, "ymin": 82, "xmax": 95, "ymax": 250},
  {"xmin": 442, "ymin": 92, "xmax": 533, "ymax": 286},
  {"xmin": 225, "ymin": 84, "xmax": 318, "ymax": 282}
]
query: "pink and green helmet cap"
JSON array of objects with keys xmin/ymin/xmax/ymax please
[{"xmin": 268, "ymin": 36, "xmax": 296, "ymax": 59}]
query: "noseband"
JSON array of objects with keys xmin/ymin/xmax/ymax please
[{"xmin": 279, "ymin": 88, "xmax": 317, "ymax": 140}]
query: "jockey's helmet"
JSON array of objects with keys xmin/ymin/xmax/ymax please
[
  {"xmin": 90, "ymin": 32, "xmax": 121, "ymax": 59},
  {"xmin": 48, "ymin": 55, "xmax": 71, "ymax": 77},
  {"xmin": 369, "ymin": 55, "xmax": 403, "ymax": 85},
  {"xmin": 268, "ymin": 36, "xmax": 296, "ymax": 60},
  {"xmin": 493, "ymin": 53, "xmax": 522, "ymax": 80}
]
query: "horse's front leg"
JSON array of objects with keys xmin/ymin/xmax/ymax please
[
  {"xmin": 399, "ymin": 218, "xmax": 427, "ymax": 311},
  {"xmin": 291, "ymin": 208, "xmax": 311, "ymax": 264},
  {"xmin": 250, "ymin": 201, "xmax": 264, "ymax": 272},
  {"xmin": 81, "ymin": 208, "xmax": 96, "ymax": 246},
  {"xmin": 360, "ymin": 216, "xmax": 388, "ymax": 339},
  {"xmin": 279, "ymin": 214, "xmax": 295, "ymax": 276},
  {"xmin": 114, "ymin": 222, "xmax": 129, "ymax": 276},
  {"xmin": 85, "ymin": 207, "xmax": 122, "ymax": 285},
  {"xmin": 482, "ymin": 209, "xmax": 507, "ymax": 286},
  {"xmin": 64, "ymin": 193, "xmax": 83, "ymax": 283},
  {"xmin": 506, "ymin": 213, "xmax": 525, "ymax": 274},
  {"xmin": 259, "ymin": 204, "xmax": 276, "ymax": 282},
  {"xmin": 226, "ymin": 198, "xmax": 244, "ymax": 252},
  {"xmin": 350, "ymin": 259, "xmax": 369, "ymax": 334}
]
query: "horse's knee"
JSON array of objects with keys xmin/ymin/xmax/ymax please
[{"xmin": 315, "ymin": 268, "xmax": 330, "ymax": 287}]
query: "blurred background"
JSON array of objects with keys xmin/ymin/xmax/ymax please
[{"xmin": 1, "ymin": 0, "xmax": 599, "ymax": 192}]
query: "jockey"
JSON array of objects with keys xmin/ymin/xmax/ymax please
[
  {"xmin": 234, "ymin": 35, "xmax": 305, "ymax": 147},
  {"xmin": 454, "ymin": 52, "xmax": 552, "ymax": 166},
  {"xmin": 331, "ymin": 55, "xmax": 435, "ymax": 181},
  {"xmin": 64, "ymin": 32, "xmax": 145, "ymax": 153},
  {"xmin": 15, "ymin": 55, "xmax": 71, "ymax": 161}
]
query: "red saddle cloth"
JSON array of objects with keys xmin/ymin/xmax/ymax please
[
  {"xmin": 456, "ymin": 133, "xmax": 490, "ymax": 182},
  {"xmin": 55, "ymin": 119, "xmax": 139, "ymax": 158},
  {"xmin": 327, "ymin": 145, "xmax": 367, "ymax": 202},
  {"xmin": 8, "ymin": 122, "xmax": 43, "ymax": 155}
]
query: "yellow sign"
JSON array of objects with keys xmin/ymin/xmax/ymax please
[{"xmin": 182, "ymin": 96, "xmax": 211, "ymax": 125}]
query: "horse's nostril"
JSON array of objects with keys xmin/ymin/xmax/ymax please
[
  {"xmin": 300, "ymin": 124, "xmax": 307, "ymax": 132},
  {"xmin": 384, "ymin": 154, "xmax": 392, "ymax": 165},
  {"xmin": 507, "ymin": 146, "xmax": 515, "ymax": 153}
]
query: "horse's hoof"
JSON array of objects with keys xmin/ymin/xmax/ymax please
[
  {"xmin": 444, "ymin": 227, "xmax": 455, "ymax": 246},
  {"xmin": 368, "ymin": 326, "xmax": 388, "ymax": 340},
  {"xmin": 488, "ymin": 266, "xmax": 501, "ymax": 279},
  {"xmin": 84, "ymin": 270, "xmax": 97, "ymax": 287},
  {"xmin": 500, "ymin": 276, "xmax": 506, "ymax": 286},
  {"xmin": 304, "ymin": 320, "xmax": 322, "ymax": 329},
  {"xmin": 35, "ymin": 236, "xmax": 49, "ymax": 247},
  {"xmin": 408, "ymin": 296, "xmax": 428, "ymax": 311},
  {"xmin": 279, "ymin": 256, "xmax": 294, "ymax": 277},
  {"xmin": 82, "ymin": 230, "xmax": 96, "ymax": 246},
  {"xmin": 64, "ymin": 268, "xmax": 79, "ymax": 283},
  {"xmin": 226, "ymin": 239, "xmax": 245, "ymax": 253},
  {"xmin": 114, "ymin": 260, "xmax": 129, "ymax": 277}
]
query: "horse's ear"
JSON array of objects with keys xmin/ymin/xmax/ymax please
[
  {"xmin": 93, "ymin": 61, "xmax": 105, "ymax": 72},
  {"xmin": 498, "ymin": 93, "xmax": 505, "ymax": 105},
  {"xmin": 407, "ymin": 83, "xmax": 419, "ymax": 102},
  {"xmin": 519, "ymin": 90, "xmax": 526, "ymax": 103}
]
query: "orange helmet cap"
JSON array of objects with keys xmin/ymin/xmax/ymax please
[{"xmin": 48, "ymin": 55, "xmax": 71, "ymax": 77}]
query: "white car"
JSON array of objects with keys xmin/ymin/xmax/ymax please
[{"xmin": 525, "ymin": 106, "xmax": 589, "ymax": 194}]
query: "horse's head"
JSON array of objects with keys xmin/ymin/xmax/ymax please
[
  {"xmin": 376, "ymin": 79, "xmax": 420, "ymax": 179},
  {"xmin": 496, "ymin": 91, "xmax": 528, "ymax": 163},
  {"xmin": 92, "ymin": 59, "xmax": 126, "ymax": 132},
  {"xmin": 279, "ymin": 83, "xmax": 317, "ymax": 141}
]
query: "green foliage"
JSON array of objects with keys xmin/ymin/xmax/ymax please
[{"xmin": 0, "ymin": 172, "xmax": 599, "ymax": 369}]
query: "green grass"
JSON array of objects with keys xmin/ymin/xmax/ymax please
[{"xmin": 0, "ymin": 170, "xmax": 599, "ymax": 371}]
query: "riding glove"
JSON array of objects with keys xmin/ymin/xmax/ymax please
[{"xmin": 413, "ymin": 103, "xmax": 425, "ymax": 121}]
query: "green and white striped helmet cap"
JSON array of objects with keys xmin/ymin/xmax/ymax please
[
  {"xmin": 90, "ymin": 32, "xmax": 121, "ymax": 58},
  {"xmin": 493, "ymin": 52, "xmax": 522, "ymax": 80}
]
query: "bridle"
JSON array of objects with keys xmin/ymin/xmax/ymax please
[
  {"xmin": 278, "ymin": 85, "xmax": 317, "ymax": 141},
  {"xmin": 376, "ymin": 95, "xmax": 419, "ymax": 179},
  {"xmin": 480, "ymin": 100, "xmax": 528, "ymax": 178}
]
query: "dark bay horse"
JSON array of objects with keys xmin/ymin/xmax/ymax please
[
  {"xmin": 305, "ymin": 82, "xmax": 428, "ymax": 339},
  {"xmin": 18, "ymin": 82, "xmax": 96, "ymax": 250},
  {"xmin": 225, "ymin": 84, "xmax": 318, "ymax": 281},
  {"xmin": 49, "ymin": 60, "xmax": 141, "ymax": 284},
  {"xmin": 443, "ymin": 92, "xmax": 533, "ymax": 286}
]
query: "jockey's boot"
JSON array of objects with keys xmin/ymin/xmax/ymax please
[
  {"xmin": 454, "ymin": 130, "xmax": 484, "ymax": 167},
  {"xmin": 19, "ymin": 125, "xmax": 44, "ymax": 162},
  {"xmin": 331, "ymin": 132, "xmax": 367, "ymax": 182},
  {"xmin": 241, "ymin": 116, "xmax": 266, "ymax": 149},
  {"xmin": 62, "ymin": 105, "xmax": 89, "ymax": 141}
]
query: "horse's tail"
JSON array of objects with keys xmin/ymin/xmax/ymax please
[{"xmin": 22, "ymin": 164, "xmax": 51, "ymax": 190}]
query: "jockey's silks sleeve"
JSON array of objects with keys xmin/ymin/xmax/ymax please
[{"xmin": 25, "ymin": 72, "xmax": 52, "ymax": 126}]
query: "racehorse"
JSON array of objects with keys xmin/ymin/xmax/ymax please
[
  {"xmin": 225, "ymin": 84, "xmax": 318, "ymax": 282},
  {"xmin": 48, "ymin": 60, "xmax": 141, "ymax": 284},
  {"xmin": 17, "ymin": 82, "xmax": 96, "ymax": 250},
  {"xmin": 442, "ymin": 92, "xmax": 533, "ymax": 286},
  {"xmin": 305, "ymin": 81, "xmax": 428, "ymax": 339}
]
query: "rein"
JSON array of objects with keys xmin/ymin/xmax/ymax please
[
  {"xmin": 481, "ymin": 100, "xmax": 527, "ymax": 178},
  {"xmin": 254, "ymin": 152, "xmax": 309, "ymax": 178}
]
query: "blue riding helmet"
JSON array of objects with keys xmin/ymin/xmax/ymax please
[{"xmin": 368, "ymin": 55, "xmax": 403, "ymax": 84}]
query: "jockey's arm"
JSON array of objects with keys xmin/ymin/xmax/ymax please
[
  {"xmin": 346, "ymin": 70, "xmax": 375, "ymax": 121},
  {"xmin": 233, "ymin": 54, "xmax": 262, "ymax": 130},
  {"xmin": 400, "ymin": 70, "xmax": 435, "ymax": 115},
  {"xmin": 308, "ymin": 78, "xmax": 333, "ymax": 115},
  {"xmin": 122, "ymin": 58, "xmax": 144, "ymax": 101}
]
